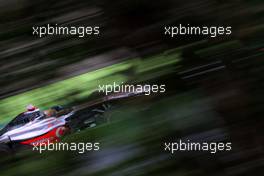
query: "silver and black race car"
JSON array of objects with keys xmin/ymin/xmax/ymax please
[{"xmin": 0, "ymin": 91, "xmax": 143, "ymax": 153}]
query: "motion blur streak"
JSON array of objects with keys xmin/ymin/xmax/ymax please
[{"xmin": 0, "ymin": 0, "xmax": 264, "ymax": 176}]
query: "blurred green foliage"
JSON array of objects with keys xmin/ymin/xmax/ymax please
[{"xmin": 0, "ymin": 51, "xmax": 180, "ymax": 126}]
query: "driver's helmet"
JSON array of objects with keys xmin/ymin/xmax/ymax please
[
  {"xmin": 24, "ymin": 104, "xmax": 42, "ymax": 121},
  {"xmin": 26, "ymin": 104, "xmax": 37, "ymax": 111}
]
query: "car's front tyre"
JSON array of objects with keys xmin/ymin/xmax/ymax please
[{"xmin": 0, "ymin": 143, "xmax": 13, "ymax": 154}]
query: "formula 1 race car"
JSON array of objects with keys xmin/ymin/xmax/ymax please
[{"xmin": 0, "ymin": 91, "xmax": 144, "ymax": 154}]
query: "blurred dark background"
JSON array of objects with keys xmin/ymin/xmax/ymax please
[{"xmin": 0, "ymin": 0, "xmax": 264, "ymax": 175}]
